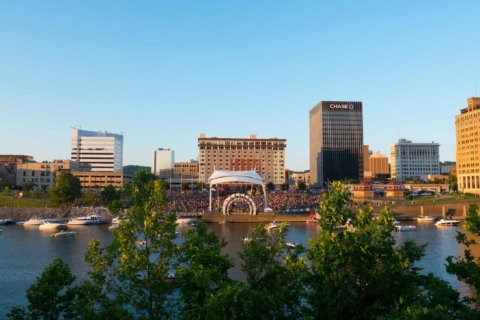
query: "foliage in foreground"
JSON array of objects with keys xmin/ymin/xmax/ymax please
[{"xmin": 8, "ymin": 176, "xmax": 480, "ymax": 319}]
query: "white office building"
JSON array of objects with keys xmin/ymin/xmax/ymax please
[
  {"xmin": 152, "ymin": 148, "xmax": 174, "ymax": 177},
  {"xmin": 71, "ymin": 129, "xmax": 123, "ymax": 172},
  {"xmin": 390, "ymin": 139, "xmax": 440, "ymax": 181}
]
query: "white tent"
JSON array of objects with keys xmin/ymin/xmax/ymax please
[{"xmin": 208, "ymin": 170, "xmax": 268, "ymax": 213}]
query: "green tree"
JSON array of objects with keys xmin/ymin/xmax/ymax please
[
  {"xmin": 100, "ymin": 184, "xmax": 120, "ymax": 205},
  {"xmin": 196, "ymin": 181, "xmax": 203, "ymax": 190},
  {"xmin": 201, "ymin": 223, "xmax": 306, "ymax": 319},
  {"xmin": 3, "ymin": 186, "xmax": 10, "ymax": 193},
  {"xmin": 181, "ymin": 182, "xmax": 190, "ymax": 190},
  {"xmin": 177, "ymin": 221, "xmax": 233, "ymax": 319},
  {"xmin": 446, "ymin": 204, "xmax": 480, "ymax": 309},
  {"xmin": 85, "ymin": 169, "xmax": 179, "ymax": 318},
  {"xmin": 305, "ymin": 181, "xmax": 467, "ymax": 319},
  {"xmin": 7, "ymin": 259, "xmax": 76, "ymax": 319},
  {"xmin": 266, "ymin": 182, "xmax": 274, "ymax": 192},
  {"xmin": 280, "ymin": 182, "xmax": 289, "ymax": 191},
  {"xmin": 41, "ymin": 184, "xmax": 48, "ymax": 193},
  {"xmin": 298, "ymin": 181, "xmax": 307, "ymax": 191},
  {"xmin": 22, "ymin": 180, "xmax": 36, "ymax": 195},
  {"xmin": 31, "ymin": 189, "xmax": 38, "ymax": 198},
  {"xmin": 49, "ymin": 172, "xmax": 82, "ymax": 206},
  {"xmin": 85, "ymin": 187, "xmax": 95, "ymax": 204}
]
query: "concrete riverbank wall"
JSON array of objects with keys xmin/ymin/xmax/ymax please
[
  {"xmin": 0, "ymin": 207, "xmax": 112, "ymax": 221},
  {"xmin": 373, "ymin": 200, "xmax": 480, "ymax": 220}
]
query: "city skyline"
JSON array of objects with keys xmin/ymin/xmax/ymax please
[{"xmin": 2, "ymin": 1, "xmax": 479, "ymax": 169}]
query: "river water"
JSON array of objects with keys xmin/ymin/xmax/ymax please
[{"xmin": 0, "ymin": 220, "xmax": 474, "ymax": 317}]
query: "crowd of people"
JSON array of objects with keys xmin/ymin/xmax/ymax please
[{"xmin": 165, "ymin": 190, "xmax": 322, "ymax": 213}]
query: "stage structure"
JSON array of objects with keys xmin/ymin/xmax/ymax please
[{"xmin": 208, "ymin": 170, "xmax": 269, "ymax": 215}]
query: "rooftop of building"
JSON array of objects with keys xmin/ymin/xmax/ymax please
[
  {"xmin": 393, "ymin": 138, "xmax": 439, "ymax": 146},
  {"xmin": 199, "ymin": 133, "xmax": 286, "ymax": 141}
]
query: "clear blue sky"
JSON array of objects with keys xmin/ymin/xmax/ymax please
[{"xmin": 1, "ymin": 1, "xmax": 479, "ymax": 170}]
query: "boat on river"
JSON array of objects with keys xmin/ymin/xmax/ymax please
[
  {"xmin": 50, "ymin": 230, "xmax": 76, "ymax": 237},
  {"xmin": 435, "ymin": 219, "xmax": 460, "ymax": 226},
  {"xmin": 417, "ymin": 215, "xmax": 437, "ymax": 221},
  {"xmin": 0, "ymin": 219, "xmax": 15, "ymax": 225},
  {"xmin": 39, "ymin": 221, "xmax": 67, "ymax": 230},
  {"xmin": 286, "ymin": 242, "xmax": 299, "ymax": 249},
  {"xmin": 112, "ymin": 217, "xmax": 129, "ymax": 224},
  {"xmin": 68, "ymin": 214, "xmax": 109, "ymax": 225},
  {"xmin": 24, "ymin": 217, "xmax": 60, "ymax": 226},
  {"xmin": 395, "ymin": 225, "xmax": 417, "ymax": 232},
  {"xmin": 265, "ymin": 222, "xmax": 278, "ymax": 230},
  {"xmin": 393, "ymin": 221, "xmax": 401, "ymax": 226},
  {"xmin": 177, "ymin": 217, "xmax": 197, "ymax": 224}
]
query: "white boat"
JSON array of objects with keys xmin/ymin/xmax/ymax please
[
  {"xmin": 286, "ymin": 242, "xmax": 299, "ymax": 249},
  {"xmin": 177, "ymin": 217, "xmax": 197, "ymax": 224},
  {"xmin": 435, "ymin": 219, "xmax": 460, "ymax": 226},
  {"xmin": 218, "ymin": 220, "xmax": 229, "ymax": 224},
  {"xmin": 24, "ymin": 217, "xmax": 60, "ymax": 226},
  {"xmin": 393, "ymin": 221, "xmax": 401, "ymax": 226},
  {"xmin": 417, "ymin": 215, "xmax": 437, "ymax": 221},
  {"xmin": 395, "ymin": 225, "xmax": 417, "ymax": 232},
  {"xmin": 112, "ymin": 217, "xmax": 129, "ymax": 224},
  {"xmin": 265, "ymin": 222, "xmax": 278, "ymax": 230},
  {"xmin": 109, "ymin": 225, "xmax": 119, "ymax": 230},
  {"xmin": 39, "ymin": 221, "xmax": 67, "ymax": 230},
  {"xmin": 0, "ymin": 219, "xmax": 15, "ymax": 225},
  {"xmin": 50, "ymin": 230, "xmax": 76, "ymax": 237},
  {"xmin": 242, "ymin": 237, "xmax": 252, "ymax": 242},
  {"xmin": 68, "ymin": 214, "xmax": 108, "ymax": 225}
]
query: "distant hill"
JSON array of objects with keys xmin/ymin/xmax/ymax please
[{"xmin": 123, "ymin": 165, "xmax": 151, "ymax": 175}]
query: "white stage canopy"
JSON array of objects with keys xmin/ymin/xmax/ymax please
[
  {"xmin": 208, "ymin": 170, "xmax": 268, "ymax": 212},
  {"xmin": 209, "ymin": 170, "xmax": 264, "ymax": 185}
]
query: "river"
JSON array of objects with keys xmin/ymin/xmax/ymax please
[{"xmin": 0, "ymin": 220, "xmax": 473, "ymax": 317}]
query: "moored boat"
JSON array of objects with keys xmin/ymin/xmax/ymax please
[
  {"xmin": 395, "ymin": 225, "xmax": 417, "ymax": 232},
  {"xmin": 177, "ymin": 217, "xmax": 197, "ymax": 224},
  {"xmin": 265, "ymin": 222, "xmax": 278, "ymax": 230},
  {"xmin": 24, "ymin": 217, "xmax": 60, "ymax": 226},
  {"xmin": 39, "ymin": 221, "xmax": 67, "ymax": 230},
  {"xmin": 435, "ymin": 219, "xmax": 460, "ymax": 226},
  {"xmin": 286, "ymin": 242, "xmax": 299, "ymax": 249},
  {"xmin": 393, "ymin": 221, "xmax": 401, "ymax": 226},
  {"xmin": 68, "ymin": 214, "xmax": 109, "ymax": 225},
  {"xmin": 50, "ymin": 230, "xmax": 76, "ymax": 237},
  {"xmin": 112, "ymin": 217, "xmax": 129, "ymax": 224},
  {"xmin": 0, "ymin": 219, "xmax": 15, "ymax": 225},
  {"xmin": 417, "ymin": 215, "xmax": 437, "ymax": 221}
]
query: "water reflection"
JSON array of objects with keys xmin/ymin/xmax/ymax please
[{"xmin": 0, "ymin": 220, "xmax": 476, "ymax": 316}]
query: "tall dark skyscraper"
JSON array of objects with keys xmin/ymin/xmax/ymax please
[{"xmin": 309, "ymin": 101, "xmax": 364, "ymax": 187}]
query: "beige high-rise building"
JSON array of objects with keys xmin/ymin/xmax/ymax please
[
  {"xmin": 198, "ymin": 134, "xmax": 286, "ymax": 185},
  {"xmin": 369, "ymin": 151, "xmax": 389, "ymax": 176},
  {"xmin": 16, "ymin": 159, "xmax": 80, "ymax": 191},
  {"xmin": 456, "ymin": 97, "xmax": 480, "ymax": 194}
]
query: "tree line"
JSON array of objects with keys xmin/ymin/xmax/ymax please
[{"xmin": 8, "ymin": 170, "xmax": 480, "ymax": 319}]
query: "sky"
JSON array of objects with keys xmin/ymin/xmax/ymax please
[{"xmin": 1, "ymin": 1, "xmax": 479, "ymax": 170}]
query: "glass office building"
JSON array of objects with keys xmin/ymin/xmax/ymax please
[
  {"xmin": 151, "ymin": 148, "xmax": 175, "ymax": 177},
  {"xmin": 71, "ymin": 129, "xmax": 124, "ymax": 172},
  {"xmin": 309, "ymin": 101, "xmax": 364, "ymax": 187}
]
